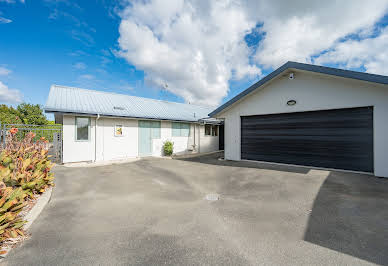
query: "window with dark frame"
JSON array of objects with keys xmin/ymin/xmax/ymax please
[
  {"xmin": 76, "ymin": 117, "xmax": 90, "ymax": 141},
  {"xmin": 205, "ymin": 124, "xmax": 211, "ymax": 136},
  {"xmin": 211, "ymin": 125, "xmax": 218, "ymax": 136}
]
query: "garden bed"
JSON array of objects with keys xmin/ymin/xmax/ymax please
[{"xmin": 0, "ymin": 129, "xmax": 55, "ymax": 257}]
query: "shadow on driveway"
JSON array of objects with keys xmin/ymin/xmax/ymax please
[
  {"xmin": 178, "ymin": 152, "xmax": 388, "ymax": 265},
  {"xmin": 304, "ymin": 171, "xmax": 388, "ymax": 265},
  {"xmin": 175, "ymin": 152, "xmax": 310, "ymax": 174}
]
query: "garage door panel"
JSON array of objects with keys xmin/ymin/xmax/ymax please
[{"xmin": 241, "ymin": 107, "xmax": 373, "ymax": 172}]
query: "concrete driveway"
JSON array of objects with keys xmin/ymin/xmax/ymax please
[{"xmin": 4, "ymin": 153, "xmax": 388, "ymax": 265}]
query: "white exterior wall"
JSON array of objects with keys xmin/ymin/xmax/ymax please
[
  {"xmin": 152, "ymin": 121, "xmax": 196, "ymax": 156},
  {"xmin": 97, "ymin": 118, "xmax": 138, "ymax": 161},
  {"xmin": 215, "ymin": 71, "xmax": 388, "ymax": 177},
  {"xmin": 199, "ymin": 125, "xmax": 220, "ymax": 153},
  {"xmin": 62, "ymin": 116, "xmax": 219, "ymax": 163},
  {"xmin": 62, "ymin": 115, "xmax": 96, "ymax": 163}
]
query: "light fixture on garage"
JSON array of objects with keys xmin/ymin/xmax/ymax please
[{"xmin": 287, "ymin": 100, "xmax": 297, "ymax": 106}]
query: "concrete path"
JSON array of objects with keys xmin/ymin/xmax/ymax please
[{"xmin": 4, "ymin": 154, "xmax": 388, "ymax": 265}]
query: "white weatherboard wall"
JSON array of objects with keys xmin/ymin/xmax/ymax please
[
  {"xmin": 62, "ymin": 115, "xmax": 96, "ymax": 163},
  {"xmin": 215, "ymin": 70, "xmax": 388, "ymax": 178},
  {"xmin": 199, "ymin": 125, "xmax": 220, "ymax": 153},
  {"xmin": 62, "ymin": 116, "xmax": 219, "ymax": 163}
]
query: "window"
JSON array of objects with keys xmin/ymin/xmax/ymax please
[
  {"xmin": 205, "ymin": 124, "xmax": 218, "ymax": 136},
  {"xmin": 75, "ymin": 117, "xmax": 90, "ymax": 141},
  {"xmin": 151, "ymin": 121, "xmax": 161, "ymax": 139},
  {"xmin": 172, "ymin": 122, "xmax": 190, "ymax": 137},
  {"xmin": 205, "ymin": 124, "xmax": 211, "ymax": 136},
  {"xmin": 211, "ymin": 125, "xmax": 218, "ymax": 136}
]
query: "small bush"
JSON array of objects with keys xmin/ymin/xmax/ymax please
[
  {"xmin": 0, "ymin": 129, "xmax": 55, "ymax": 244},
  {"xmin": 163, "ymin": 141, "xmax": 174, "ymax": 156}
]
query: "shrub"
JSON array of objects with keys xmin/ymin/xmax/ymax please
[
  {"xmin": 0, "ymin": 129, "xmax": 55, "ymax": 244},
  {"xmin": 163, "ymin": 141, "xmax": 174, "ymax": 156},
  {"xmin": 0, "ymin": 131, "xmax": 54, "ymax": 196},
  {"xmin": 0, "ymin": 186, "xmax": 27, "ymax": 241}
]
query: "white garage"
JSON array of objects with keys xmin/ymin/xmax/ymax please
[{"xmin": 210, "ymin": 62, "xmax": 388, "ymax": 178}]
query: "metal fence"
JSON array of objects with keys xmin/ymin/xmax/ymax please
[{"xmin": 0, "ymin": 123, "xmax": 63, "ymax": 163}]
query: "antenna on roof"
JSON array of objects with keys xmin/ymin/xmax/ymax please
[{"xmin": 159, "ymin": 83, "xmax": 168, "ymax": 101}]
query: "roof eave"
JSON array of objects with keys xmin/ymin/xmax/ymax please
[
  {"xmin": 209, "ymin": 61, "xmax": 388, "ymax": 117},
  {"xmin": 44, "ymin": 109, "xmax": 204, "ymax": 123}
]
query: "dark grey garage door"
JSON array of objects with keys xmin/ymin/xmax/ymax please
[{"xmin": 241, "ymin": 107, "xmax": 373, "ymax": 172}]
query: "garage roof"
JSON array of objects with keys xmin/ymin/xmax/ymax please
[
  {"xmin": 209, "ymin": 61, "xmax": 388, "ymax": 117},
  {"xmin": 45, "ymin": 85, "xmax": 215, "ymax": 122}
]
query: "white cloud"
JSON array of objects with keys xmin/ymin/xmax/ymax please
[
  {"xmin": 0, "ymin": 17, "xmax": 12, "ymax": 24},
  {"xmin": 117, "ymin": 0, "xmax": 261, "ymax": 106},
  {"xmin": 315, "ymin": 27, "xmax": 388, "ymax": 75},
  {"xmin": 248, "ymin": 0, "xmax": 388, "ymax": 68},
  {"xmin": 73, "ymin": 62, "xmax": 86, "ymax": 70},
  {"xmin": 117, "ymin": 0, "xmax": 388, "ymax": 105},
  {"xmin": 0, "ymin": 66, "xmax": 11, "ymax": 76},
  {"xmin": 0, "ymin": 81, "xmax": 23, "ymax": 104},
  {"xmin": 79, "ymin": 74, "xmax": 94, "ymax": 80},
  {"xmin": 0, "ymin": 0, "xmax": 24, "ymax": 3}
]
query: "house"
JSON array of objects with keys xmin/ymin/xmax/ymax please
[
  {"xmin": 44, "ymin": 85, "xmax": 221, "ymax": 163},
  {"xmin": 210, "ymin": 62, "xmax": 388, "ymax": 178}
]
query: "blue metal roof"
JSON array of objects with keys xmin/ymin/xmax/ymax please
[
  {"xmin": 209, "ymin": 61, "xmax": 388, "ymax": 117},
  {"xmin": 45, "ymin": 85, "xmax": 215, "ymax": 122}
]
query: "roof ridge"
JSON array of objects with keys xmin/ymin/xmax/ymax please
[{"xmin": 51, "ymin": 84, "xmax": 213, "ymax": 109}]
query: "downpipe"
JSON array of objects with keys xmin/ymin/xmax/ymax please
[{"xmin": 94, "ymin": 114, "xmax": 100, "ymax": 162}]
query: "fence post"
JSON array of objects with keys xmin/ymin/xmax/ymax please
[{"xmin": 2, "ymin": 124, "xmax": 5, "ymax": 149}]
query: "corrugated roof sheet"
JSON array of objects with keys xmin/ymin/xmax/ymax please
[{"xmin": 45, "ymin": 85, "xmax": 215, "ymax": 122}]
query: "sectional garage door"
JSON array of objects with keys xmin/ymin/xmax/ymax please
[{"xmin": 241, "ymin": 107, "xmax": 373, "ymax": 172}]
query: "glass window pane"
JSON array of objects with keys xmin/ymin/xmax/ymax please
[
  {"xmin": 151, "ymin": 121, "xmax": 161, "ymax": 139},
  {"xmin": 172, "ymin": 122, "xmax": 180, "ymax": 136},
  {"xmin": 205, "ymin": 125, "xmax": 211, "ymax": 135},
  {"xmin": 212, "ymin": 125, "xmax": 218, "ymax": 136},
  {"xmin": 181, "ymin": 123, "xmax": 190, "ymax": 137},
  {"xmin": 76, "ymin": 117, "xmax": 89, "ymax": 141}
]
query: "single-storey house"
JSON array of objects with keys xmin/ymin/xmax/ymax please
[
  {"xmin": 210, "ymin": 62, "xmax": 388, "ymax": 178},
  {"xmin": 45, "ymin": 85, "xmax": 221, "ymax": 163}
]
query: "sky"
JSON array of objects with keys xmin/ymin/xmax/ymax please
[{"xmin": 1, "ymin": 0, "xmax": 388, "ymax": 115}]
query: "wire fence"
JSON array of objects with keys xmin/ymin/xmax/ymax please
[{"xmin": 0, "ymin": 123, "xmax": 62, "ymax": 163}]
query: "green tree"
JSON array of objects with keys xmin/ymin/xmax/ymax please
[
  {"xmin": 17, "ymin": 103, "xmax": 48, "ymax": 125},
  {"xmin": 0, "ymin": 103, "xmax": 49, "ymax": 125},
  {"xmin": 0, "ymin": 105, "xmax": 21, "ymax": 125}
]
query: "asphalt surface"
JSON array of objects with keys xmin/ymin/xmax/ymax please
[{"xmin": 4, "ymin": 153, "xmax": 388, "ymax": 265}]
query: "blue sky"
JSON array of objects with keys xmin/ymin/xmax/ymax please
[{"xmin": 1, "ymin": 0, "xmax": 388, "ymax": 118}]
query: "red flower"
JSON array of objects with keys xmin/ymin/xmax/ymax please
[{"xmin": 9, "ymin": 128, "xmax": 18, "ymax": 135}]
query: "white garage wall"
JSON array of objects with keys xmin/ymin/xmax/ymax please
[
  {"xmin": 215, "ymin": 71, "xmax": 388, "ymax": 177},
  {"xmin": 62, "ymin": 116, "xmax": 219, "ymax": 162}
]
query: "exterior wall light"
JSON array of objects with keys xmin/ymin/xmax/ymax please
[{"xmin": 287, "ymin": 100, "xmax": 297, "ymax": 106}]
